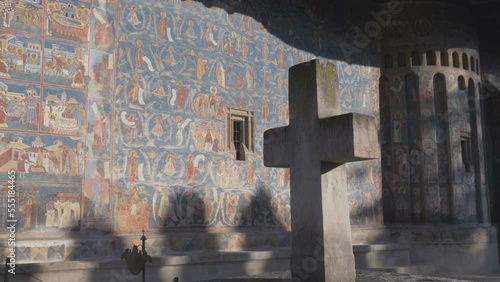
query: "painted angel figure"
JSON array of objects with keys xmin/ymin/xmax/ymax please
[
  {"xmin": 121, "ymin": 111, "xmax": 141, "ymax": 145},
  {"xmin": 205, "ymin": 23, "xmax": 218, "ymax": 49},
  {"xmin": 175, "ymin": 116, "xmax": 192, "ymax": 146}
]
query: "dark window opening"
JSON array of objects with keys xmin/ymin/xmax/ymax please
[
  {"xmin": 426, "ymin": 51, "xmax": 436, "ymax": 65},
  {"xmin": 462, "ymin": 53, "xmax": 469, "ymax": 70},
  {"xmin": 453, "ymin": 52, "xmax": 460, "ymax": 68},
  {"xmin": 384, "ymin": 54, "xmax": 393, "ymax": 68},
  {"xmin": 441, "ymin": 51, "xmax": 449, "ymax": 66},
  {"xmin": 461, "ymin": 132, "xmax": 472, "ymax": 173},
  {"xmin": 411, "ymin": 51, "xmax": 421, "ymax": 66},
  {"xmin": 398, "ymin": 53, "xmax": 406, "ymax": 67},
  {"xmin": 233, "ymin": 120, "xmax": 243, "ymax": 160},
  {"xmin": 458, "ymin": 76, "xmax": 466, "ymax": 90}
]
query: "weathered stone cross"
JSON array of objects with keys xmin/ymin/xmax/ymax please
[{"xmin": 264, "ymin": 60, "xmax": 379, "ymax": 282}]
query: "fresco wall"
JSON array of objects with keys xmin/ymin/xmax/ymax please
[
  {"xmin": 379, "ymin": 3, "xmax": 486, "ymax": 224},
  {"xmin": 0, "ymin": 0, "xmax": 382, "ymax": 253}
]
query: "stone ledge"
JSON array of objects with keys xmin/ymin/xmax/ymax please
[
  {"xmin": 0, "ymin": 248, "xmax": 292, "ymax": 272},
  {"xmin": 353, "ymin": 243, "xmax": 412, "ymax": 252}
]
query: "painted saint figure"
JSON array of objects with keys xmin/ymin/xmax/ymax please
[
  {"xmin": 134, "ymin": 40, "xmax": 145, "ymax": 70},
  {"xmin": 393, "ymin": 113, "xmax": 402, "ymax": 143},
  {"xmin": 151, "ymin": 117, "xmax": 164, "ymax": 137},
  {"xmin": 86, "ymin": 161, "xmax": 109, "ymax": 217},
  {"xmin": 166, "ymin": 46, "xmax": 177, "ymax": 66},
  {"xmin": 261, "ymin": 38, "xmax": 269, "ymax": 62},
  {"xmin": 94, "ymin": 6, "xmax": 113, "ymax": 49},
  {"xmin": 187, "ymin": 154, "xmax": 196, "ymax": 183},
  {"xmin": 159, "ymin": 12, "xmax": 168, "ymax": 40},
  {"xmin": 277, "ymin": 45, "xmax": 285, "ymax": 69},
  {"xmin": 196, "ymin": 53, "xmax": 207, "ymax": 81},
  {"xmin": 72, "ymin": 61, "xmax": 86, "ymax": 88},
  {"xmin": 159, "ymin": 189, "xmax": 177, "ymax": 226},
  {"xmin": 216, "ymin": 63, "xmax": 226, "ymax": 88},
  {"xmin": 128, "ymin": 150, "xmax": 139, "ymax": 182},
  {"xmin": 92, "ymin": 105, "xmax": 107, "ymax": 154},
  {"xmin": 126, "ymin": 114, "xmax": 140, "ymax": 145},
  {"xmin": 128, "ymin": 74, "xmax": 142, "ymax": 107},
  {"xmin": 245, "ymin": 65, "xmax": 254, "ymax": 90},
  {"xmin": 261, "ymin": 96, "xmax": 269, "ymax": 122},
  {"xmin": 184, "ymin": 20, "xmax": 196, "ymax": 38},
  {"xmin": 241, "ymin": 37, "xmax": 249, "ymax": 60},
  {"xmin": 163, "ymin": 155, "xmax": 176, "ymax": 176},
  {"xmin": 152, "ymin": 79, "xmax": 166, "ymax": 97},
  {"xmin": 127, "ymin": 5, "xmax": 141, "ymax": 27},
  {"xmin": 175, "ymin": 81, "xmax": 186, "ymax": 110}
]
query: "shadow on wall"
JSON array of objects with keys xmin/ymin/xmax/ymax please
[
  {"xmin": 91, "ymin": 182, "xmax": 292, "ymax": 281},
  {"xmin": 482, "ymin": 80, "xmax": 500, "ymax": 266},
  {"xmin": 0, "ymin": 179, "xmax": 395, "ymax": 281},
  {"xmin": 1, "ymin": 182, "xmax": 293, "ymax": 281},
  {"xmin": 182, "ymin": 0, "xmax": 381, "ymax": 67},
  {"xmin": 185, "ymin": 0, "xmax": 483, "ymax": 68}
]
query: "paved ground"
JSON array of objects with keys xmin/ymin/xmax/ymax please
[
  {"xmin": 435, "ymin": 274, "xmax": 500, "ymax": 281},
  {"xmin": 206, "ymin": 270, "xmax": 500, "ymax": 281}
]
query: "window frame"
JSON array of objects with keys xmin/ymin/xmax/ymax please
[{"xmin": 226, "ymin": 107, "xmax": 254, "ymax": 161}]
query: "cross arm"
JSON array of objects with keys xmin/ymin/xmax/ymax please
[
  {"xmin": 263, "ymin": 126, "xmax": 290, "ymax": 168},
  {"xmin": 319, "ymin": 113, "xmax": 380, "ymax": 163}
]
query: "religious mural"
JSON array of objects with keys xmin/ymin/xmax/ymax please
[
  {"xmin": 0, "ymin": 133, "xmax": 84, "ymax": 182},
  {"xmin": 0, "ymin": 182, "xmax": 81, "ymax": 231},
  {"xmin": 0, "ymin": 81, "xmax": 40, "ymax": 131},
  {"xmin": 0, "ymin": 0, "xmax": 383, "ymax": 239},
  {"xmin": 43, "ymin": 39, "xmax": 88, "ymax": 89},
  {"xmin": 46, "ymin": 0, "xmax": 91, "ymax": 42},
  {"xmin": 0, "ymin": 0, "xmax": 44, "ymax": 34},
  {"xmin": 0, "ymin": 31, "xmax": 42, "ymax": 81},
  {"xmin": 380, "ymin": 66, "xmax": 481, "ymax": 224},
  {"xmin": 86, "ymin": 99, "xmax": 111, "ymax": 158},
  {"xmin": 41, "ymin": 86, "xmax": 86, "ymax": 135}
]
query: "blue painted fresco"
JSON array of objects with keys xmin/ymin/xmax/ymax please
[{"xmin": 0, "ymin": 0, "xmax": 382, "ymax": 239}]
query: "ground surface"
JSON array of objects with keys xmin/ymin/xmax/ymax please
[{"xmin": 206, "ymin": 270, "xmax": 500, "ymax": 281}]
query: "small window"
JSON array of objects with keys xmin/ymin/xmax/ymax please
[
  {"xmin": 470, "ymin": 56, "xmax": 475, "ymax": 72},
  {"xmin": 227, "ymin": 108, "xmax": 254, "ymax": 161},
  {"xmin": 426, "ymin": 51, "xmax": 436, "ymax": 66},
  {"xmin": 460, "ymin": 131, "xmax": 472, "ymax": 173},
  {"xmin": 440, "ymin": 51, "xmax": 449, "ymax": 66},
  {"xmin": 13, "ymin": 151, "xmax": 19, "ymax": 161},
  {"xmin": 462, "ymin": 53, "xmax": 469, "ymax": 70},
  {"xmin": 398, "ymin": 52, "xmax": 406, "ymax": 67},
  {"xmin": 458, "ymin": 76, "xmax": 466, "ymax": 90},
  {"xmin": 411, "ymin": 51, "xmax": 421, "ymax": 66},
  {"xmin": 384, "ymin": 54, "xmax": 393, "ymax": 68},
  {"xmin": 476, "ymin": 59, "xmax": 479, "ymax": 74},
  {"xmin": 453, "ymin": 52, "xmax": 460, "ymax": 68}
]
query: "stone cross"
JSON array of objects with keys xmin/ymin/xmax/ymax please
[{"xmin": 264, "ymin": 60, "xmax": 379, "ymax": 282}]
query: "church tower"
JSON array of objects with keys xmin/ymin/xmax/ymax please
[{"xmin": 379, "ymin": 1, "xmax": 488, "ymax": 226}]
